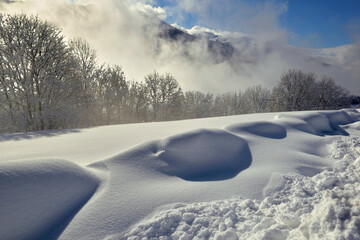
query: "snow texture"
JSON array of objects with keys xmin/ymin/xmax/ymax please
[
  {"xmin": 0, "ymin": 109, "xmax": 360, "ymax": 240},
  {"xmin": 158, "ymin": 129, "xmax": 252, "ymax": 181},
  {"xmin": 119, "ymin": 137, "xmax": 360, "ymax": 240},
  {"xmin": 0, "ymin": 159, "xmax": 100, "ymax": 240},
  {"xmin": 224, "ymin": 121, "xmax": 287, "ymax": 139}
]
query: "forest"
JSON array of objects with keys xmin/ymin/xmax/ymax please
[{"xmin": 0, "ymin": 14, "xmax": 354, "ymax": 133}]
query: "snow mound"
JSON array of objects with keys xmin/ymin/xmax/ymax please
[
  {"xmin": 224, "ymin": 121, "xmax": 287, "ymax": 139},
  {"xmin": 0, "ymin": 159, "xmax": 100, "ymax": 240},
  {"xmin": 275, "ymin": 110, "xmax": 356, "ymax": 136},
  {"xmin": 302, "ymin": 113, "xmax": 335, "ymax": 134},
  {"xmin": 121, "ymin": 137, "xmax": 360, "ymax": 240},
  {"xmin": 327, "ymin": 110, "xmax": 357, "ymax": 125},
  {"xmin": 158, "ymin": 129, "xmax": 252, "ymax": 181}
]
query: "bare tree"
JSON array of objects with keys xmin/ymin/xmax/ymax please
[
  {"xmin": 145, "ymin": 71, "xmax": 183, "ymax": 121},
  {"xmin": 96, "ymin": 65, "xmax": 128, "ymax": 125},
  {"xmin": 270, "ymin": 69, "xmax": 317, "ymax": 111},
  {"xmin": 243, "ymin": 85, "xmax": 270, "ymax": 113},
  {"xmin": 213, "ymin": 92, "xmax": 236, "ymax": 116},
  {"xmin": 270, "ymin": 70, "xmax": 351, "ymax": 112},
  {"xmin": 184, "ymin": 91, "xmax": 213, "ymax": 119},
  {"xmin": 69, "ymin": 37, "xmax": 98, "ymax": 126},
  {"xmin": 0, "ymin": 14, "xmax": 81, "ymax": 132},
  {"xmin": 128, "ymin": 81, "xmax": 149, "ymax": 122},
  {"xmin": 316, "ymin": 76, "xmax": 350, "ymax": 110}
]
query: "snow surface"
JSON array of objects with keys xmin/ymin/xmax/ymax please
[
  {"xmin": 158, "ymin": 129, "xmax": 252, "ymax": 181},
  {"xmin": 120, "ymin": 137, "xmax": 360, "ymax": 240},
  {"xmin": 0, "ymin": 159, "xmax": 100, "ymax": 240},
  {"xmin": 1, "ymin": 109, "xmax": 360, "ymax": 240}
]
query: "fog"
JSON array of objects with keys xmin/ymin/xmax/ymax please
[{"xmin": 0, "ymin": 0, "xmax": 359, "ymax": 94}]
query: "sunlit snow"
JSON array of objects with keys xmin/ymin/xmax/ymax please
[{"xmin": 1, "ymin": 109, "xmax": 360, "ymax": 239}]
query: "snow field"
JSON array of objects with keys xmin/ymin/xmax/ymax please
[
  {"xmin": 1, "ymin": 109, "xmax": 360, "ymax": 240},
  {"xmin": 120, "ymin": 137, "xmax": 360, "ymax": 240},
  {"xmin": 59, "ymin": 109, "xmax": 360, "ymax": 239}
]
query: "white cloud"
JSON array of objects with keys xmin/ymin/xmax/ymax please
[
  {"xmin": 128, "ymin": 2, "xmax": 166, "ymax": 19},
  {"xmin": 0, "ymin": 0, "xmax": 359, "ymax": 95}
]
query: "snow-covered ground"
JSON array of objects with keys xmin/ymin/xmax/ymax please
[{"xmin": 1, "ymin": 109, "xmax": 360, "ymax": 240}]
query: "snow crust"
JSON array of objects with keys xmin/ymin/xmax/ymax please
[{"xmin": 119, "ymin": 137, "xmax": 360, "ymax": 240}]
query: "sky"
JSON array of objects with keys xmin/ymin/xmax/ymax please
[
  {"xmin": 154, "ymin": 0, "xmax": 360, "ymax": 49},
  {"xmin": 283, "ymin": 0, "xmax": 360, "ymax": 48},
  {"xmin": 0, "ymin": 0, "xmax": 359, "ymax": 94}
]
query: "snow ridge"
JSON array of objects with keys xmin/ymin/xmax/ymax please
[{"xmin": 119, "ymin": 137, "xmax": 360, "ymax": 240}]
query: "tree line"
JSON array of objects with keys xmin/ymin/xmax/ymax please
[{"xmin": 0, "ymin": 14, "xmax": 354, "ymax": 133}]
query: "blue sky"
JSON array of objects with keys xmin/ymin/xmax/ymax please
[{"xmin": 153, "ymin": 0, "xmax": 360, "ymax": 48}]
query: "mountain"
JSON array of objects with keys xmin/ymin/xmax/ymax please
[{"xmin": 156, "ymin": 19, "xmax": 235, "ymax": 63}]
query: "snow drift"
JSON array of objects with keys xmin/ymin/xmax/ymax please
[
  {"xmin": 121, "ymin": 137, "xmax": 360, "ymax": 240},
  {"xmin": 158, "ymin": 129, "xmax": 252, "ymax": 181},
  {"xmin": 0, "ymin": 159, "xmax": 100, "ymax": 240},
  {"xmin": 0, "ymin": 109, "xmax": 360, "ymax": 239}
]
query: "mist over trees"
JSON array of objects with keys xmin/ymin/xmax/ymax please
[
  {"xmin": 0, "ymin": 14, "xmax": 354, "ymax": 133},
  {"xmin": 270, "ymin": 70, "xmax": 351, "ymax": 111},
  {"xmin": 145, "ymin": 72, "xmax": 184, "ymax": 121},
  {"xmin": 0, "ymin": 14, "xmax": 82, "ymax": 132}
]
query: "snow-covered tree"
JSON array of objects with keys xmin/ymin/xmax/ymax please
[
  {"xmin": 128, "ymin": 81, "xmax": 149, "ymax": 122},
  {"xmin": 270, "ymin": 69, "xmax": 317, "ymax": 111},
  {"xmin": 96, "ymin": 65, "xmax": 129, "ymax": 125},
  {"xmin": 270, "ymin": 70, "xmax": 351, "ymax": 112},
  {"xmin": 316, "ymin": 76, "xmax": 350, "ymax": 110},
  {"xmin": 212, "ymin": 91, "xmax": 248, "ymax": 116},
  {"xmin": 0, "ymin": 14, "xmax": 81, "ymax": 132},
  {"xmin": 243, "ymin": 85, "xmax": 270, "ymax": 113},
  {"xmin": 69, "ymin": 37, "xmax": 98, "ymax": 126},
  {"xmin": 184, "ymin": 91, "xmax": 213, "ymax": 119},
  {"xmin": 145, "ymin": 72, "xmax": 183, "ymax": 121}
]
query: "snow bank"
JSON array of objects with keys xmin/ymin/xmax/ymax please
[
  {"xmin": 1, "ymin": 109, "xmax": 359, "ymax": 240},
  {"xmin": 120, "ymin": 137, "xmax": 360, "ymax": 240},
  {"xmin": 158, "ymin": 129, "xmax": 252, "ymax": 181},
  {"xmin": 0, "ymin": 112, "xmax": 279, "ymax": 165},
  {"xmin": 274, "ymin": 110, "xmax": 356, "ymax": 136},
  {"xmin": 224, "ymin": 121, "xmax": 287, "ymax": 139},
  {"xmin": 0, "ymin": 159, "xmax": 100, "ymax": 240}
]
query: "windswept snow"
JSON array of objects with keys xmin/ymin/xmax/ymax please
[
  {"xmin": 118, "ymin": 137, "xmax": 360, "ymax": 240},
  {"xmin": 0, "ymin": 113, "xmax": 279, "ymax": 165},
  {"xmin": 0, "ymin": 159, "xmax": 100, "ymax": 240},
  {"xmin": 158, "ymin": 129, "xmax": 252, "ymax": 181},
  {"xmin": 225, "ymin": 121, "xmax": 287, "ymax": 139},
  {"xmin": 0, "ymin": 109, "xmax": 360, "ymax": 240}
]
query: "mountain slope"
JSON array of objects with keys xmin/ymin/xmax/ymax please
[{"xmin": 155, "ymin": 18, "xmax": 235, "ymax": 63}]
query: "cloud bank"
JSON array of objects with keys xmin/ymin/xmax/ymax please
[{"xmin": 0, "ymin": 0, "xmax": 359, "ymax": 94}]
